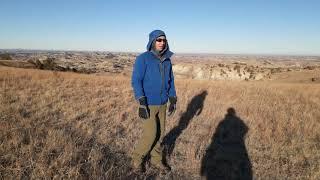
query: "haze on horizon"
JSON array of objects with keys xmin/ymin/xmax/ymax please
[{"xmin": 0, "ymin": 0, "xmax": 319, "ymax": 56}]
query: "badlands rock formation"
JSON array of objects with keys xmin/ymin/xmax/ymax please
[
  {"xmin": 173, "ymin": 63, "xmax": 270, "ymax": 80},
  {"xmin": 1, "ymin": 50, "xmax": 320, "ymax": 81}
]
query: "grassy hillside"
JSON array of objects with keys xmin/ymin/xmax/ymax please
[{"xmin": 1, "ymin": 66, "xmax": 319, "ymax": 179}]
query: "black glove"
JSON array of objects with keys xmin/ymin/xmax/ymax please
[
  {"xmin": 168, "ymin": 96, "xmax": 177, "ymax": 116},
  {"xmin": 138, "ymin": 97, "xmax": 150, "ymax": 119}
]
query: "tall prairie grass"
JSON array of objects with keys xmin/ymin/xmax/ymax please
[{"xmin": 1, "ymin": 66, "xmax": 319, "ymax": 179}]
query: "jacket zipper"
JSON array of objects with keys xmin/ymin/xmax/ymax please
[{"xmin": 159, "ymin": 61, "xmax": 164, "ymax": 97}]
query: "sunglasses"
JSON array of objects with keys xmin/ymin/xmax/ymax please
[{"xmin": 156, "ymin": 38, "xmax": 167, "ymax": 43}]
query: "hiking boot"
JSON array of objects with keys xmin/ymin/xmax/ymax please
[
  {"xmin": 132, "ymin": 161, "xmax": 146, "ymax": 173},
  {"xmin": 151, "ymin": 162, "xmax": 171, "ymax": 173}
]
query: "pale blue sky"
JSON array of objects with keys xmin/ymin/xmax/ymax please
[{"xmin": 0, "ymin": 0, "xmax": 319, "ymax": 55}]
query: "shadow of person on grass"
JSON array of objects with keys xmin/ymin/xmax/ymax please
[
  {"xmin": 161, "ymin": 90, "xmax": 208, "ymax": 165},
  {"xmin": 200, "ymin": 107, "xmax": 252, "ymax": 180}
]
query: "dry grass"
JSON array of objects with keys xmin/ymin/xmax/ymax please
[
  {"xmin": 0, "ymin": 60, "xmax": 36, "ymax": 69},
  {"xmin": 1, "ymin": 66, "xmax": 320, "ymax": 179}
]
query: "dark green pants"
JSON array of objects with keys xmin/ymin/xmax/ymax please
[{"xmin": 132, "ymin": 104, "xmax": 167, "ymax": 165}]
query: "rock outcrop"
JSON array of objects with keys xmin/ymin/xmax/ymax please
[{"xmin": 173, "ymin": 63, "xmax": 271, "ymax": 81}]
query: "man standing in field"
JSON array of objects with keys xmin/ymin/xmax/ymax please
[{"xmin": 131, "ymin": 30, "xmax": 177, "ymax": 172}]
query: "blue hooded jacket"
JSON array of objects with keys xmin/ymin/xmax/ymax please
[{"xmin": 131, "ymin": 30, "xmax": 177, "ymax": 105}]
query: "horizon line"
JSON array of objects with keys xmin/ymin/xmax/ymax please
[{"xmin": 1, "ymin": 48, "xmax": 320, "ymax": 57}]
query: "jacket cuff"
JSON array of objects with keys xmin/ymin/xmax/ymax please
[{"xmin": 138, "ymin": 96, "xmax": 147, "ymax": 106}]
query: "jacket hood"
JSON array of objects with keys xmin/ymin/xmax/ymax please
[{"xmin": 146, "ymin": 30, "xmax": 173, "ymax": 59}]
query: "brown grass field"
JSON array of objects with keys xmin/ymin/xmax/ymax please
[{"xmin": 1, "ymin": 65, "xmax": 320, "ymax": 179}]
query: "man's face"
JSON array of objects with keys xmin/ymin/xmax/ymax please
[{"xmin": 155, "ymin": 36, "xmax": 167, "ymax": 51}]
